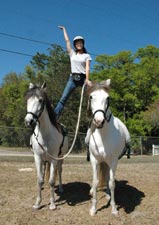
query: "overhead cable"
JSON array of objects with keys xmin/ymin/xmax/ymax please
[
  {"xmin": 0, "ymin": 32, "xmax": 51, "ymax": 46},
  {"xmin": 0, "ymin": 48, "xmax": 33, "ymax": 57},
  {"xmin": 0, "ymin": 31, "xmax": 98, "ymax": 57}
]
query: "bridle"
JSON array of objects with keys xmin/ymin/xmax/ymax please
[
  {"xmin": 26, "ymin": 111, "xmax": 39, "ymax": 122},
  {"xmin": 26, "ymin": 99, "xmax": 45, "ymax": 125},
  {"xmin": 26, "ymin": 98, "xmax": 45, "ymax": 144},
  {"xmin": 89, "ymin": 97, "xmax": 112, "ymax": 128},
  {"xmin": 26, "ymin": 98, "xmax": 51, "ymax": 153}
]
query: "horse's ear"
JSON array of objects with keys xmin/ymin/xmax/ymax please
[
  {"xmin": 105, "ymin": 79, "xmax": 111, "ymax": 87},
  {"xmin": 105, "ymin": 79, "xmax": 111, "ymax": 89},
  {"xmin": 29, "ymin": 83, "xmax": 34, "ymax": 89},
  {"xmin": 41, "ymin": 81, "xmax": 46, "ymax": 90}
]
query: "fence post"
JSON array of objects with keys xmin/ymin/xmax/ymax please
[{"xmin": 140, "ymin": 136, "xmax": 143, "ymax": 155}]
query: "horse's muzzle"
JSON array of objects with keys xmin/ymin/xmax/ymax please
[
  {"xmin": 92, "ymin": 109, "xmax": 106, "ymax": 129},
  {"xmin": 24, "ymin": 116, "xmax": 36, "ymax": 129},
  {"xmin": 93, "ymin": 118, "xmax": 105, "ymax": 129}
]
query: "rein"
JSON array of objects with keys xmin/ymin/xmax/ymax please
[
  {"xmin": 30, "ymin": 84, "xmax": 86, "ymax": 161},
  {"xmin": 33, "ymin": 130, "xmax": 46, "ymax": 152}
]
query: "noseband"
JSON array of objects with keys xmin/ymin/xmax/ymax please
[{"xmin": 26, "ymin": 111, "xmax": 39, "ymax": 121}]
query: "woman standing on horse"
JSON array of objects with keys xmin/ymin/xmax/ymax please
[{"xmin": 54, "ymin": 26, "xmax": 92, "ymax": 119}]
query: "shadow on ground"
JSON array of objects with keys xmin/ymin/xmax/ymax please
[
  {"xmin": 98, "ymin": 180, "xmax": 145, "ymax": 214},
  {"xmin": 55, "ymin": 182, "xmax": 91, "ymax": 206},
  {"xmin": 115, "ymin": 180, "xmax": 145, "ymax": 213},
  {"xmin": 55, "ymin": 180, "xmax": 145, "ymax": 214}
]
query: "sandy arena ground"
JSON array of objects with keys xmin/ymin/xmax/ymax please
[{"xmin": 0, "ymin": 155, "xmax": 159, "ymax": 225}]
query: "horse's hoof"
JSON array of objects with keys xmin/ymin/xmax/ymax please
[
  {"xmin": 112, "ymin": 210, "xmax": 119, "ymax": 217},
  {"xmin": 106, "ymin": 193, "xmax": 111, "ymax": 200},
  {"xmin": 33, "ymin": 205, "xmax": 41, "ymax": 210},
  {"xmin": 89, "ymin": 188, "xmax": 93, "ymax": 196},
  {"xmin": 89, "ymin": 208, "xmax": 96, "ymax": 216},
  {"xmin": 49, "ymin": 204, "xmax": 57, "ymax": 210}
]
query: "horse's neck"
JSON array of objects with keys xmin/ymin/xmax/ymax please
[
  {"xmin": 105, "ymin": 108, "xmax": 112, "ymax": 121},
  {"xmin": 35, "ymin": 107, "xmax": 57, "ymax": 136},
  {"xmin": 96, "ymin": 113, "xmax": 114, "ymax": 135}
]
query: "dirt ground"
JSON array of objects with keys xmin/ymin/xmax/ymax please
[{"xmin": 0, "ymin": 155, "xmax": 159, "ymax": 225}]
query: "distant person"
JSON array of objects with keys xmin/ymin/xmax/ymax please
[{"xmin": 54, "ymin": 26, "xmax": 92, "ymax": 119}]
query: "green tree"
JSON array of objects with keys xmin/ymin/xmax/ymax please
[
  {"xmin": 91, "ymin": 46, "xmax": 159, "ymax": 136},
  {"xmin": 0, "ymin": 73, "xmax": 28, "ymax": 126},
  {"xmin": 0, "ymin": 73, "xmax": 29, "ymax": 146},
  {"xmin": 1, "ymin": 44, "xmax": 159, "ymax": 145},
  {"xmin": 92, "ymin": 51, "xmax": 136, "ymax": 121},
  {"xmin": 142, "ymin": 100, "xmax": 159, "ymax": 136}
]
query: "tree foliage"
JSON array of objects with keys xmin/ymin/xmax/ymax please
[
  {"xmin": 1, "ymin": 45, "xmax": 159, "ymax": 146},
  {"xmin": 91, "ymin": 45, "xmax": 159, "ymax": 136}
]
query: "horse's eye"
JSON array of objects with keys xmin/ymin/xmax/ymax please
[
  {"xmin": 90, "ymin": 95, "xmax": 93, "ymax": 100},
  {"xmin": 39, "ymin": 98, "xmax": 43, "ymax": 103}
]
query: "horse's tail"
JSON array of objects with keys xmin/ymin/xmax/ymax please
[
  {"xmin": 54, "ymin": 167, "xmax": 58, "ymax": 185},
  {"xmin": 45, "ymin": 162, "xmax": 58, "ymax": 184},
  {"xmin": 98, "ymin": 162, "xmax": 109, "ymax": 189},
  {"xmin": 45, "ymin": 162, "xmax": 50, "ymax": 183}
]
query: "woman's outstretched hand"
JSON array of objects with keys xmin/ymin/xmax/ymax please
[{"xmin": 58, "ymin": 25, "xmax": 65, "ymax": 30}]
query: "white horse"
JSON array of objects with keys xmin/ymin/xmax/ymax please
[
  {"xmin": 85, "ymin": 79, "xmax": 130, "ymax": 216},
  {"xmin": 24, "ymin": 82, "xmax": 68, "ymax": 210}
]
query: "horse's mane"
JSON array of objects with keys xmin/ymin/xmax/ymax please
[
  {"xmin": 87, "ymin": 81, "xmax": 110, "ymax": 95},
  {"xmin": 25, "ymin": 86, "xmax": 60, "ymax": 131},
  {"xmin": 44, "ymin": 93, "xmax": 60, "ymax": 131}
]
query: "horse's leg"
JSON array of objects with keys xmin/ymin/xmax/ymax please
[
  {"xmin": 49, "ymin": 161, "xmax": 57, "ymax": 210},
  {"xmin": 90, "ymin": 154, "xmax": 98, "ymax": 216},
  {"xmin": 85, "ymin": 128, "xmax": 91, "ymax": 145},
  {"xmin": 85, "ymin": 124, "xmax": 96, "ymax": 145},
  {"xmin": 58, "ymin": 160, "xmax": 64, "ymax": 193},
  {"xmin": 33, "ymin": 156, "xmax": 45, "ymax": 209},
  {"xmin": 105, "ymin": 165, "xmax": 111, "ymax": 200},
  {"xmin": 109, "ymin": 167, "xmax": 118, "ymax": 215}
]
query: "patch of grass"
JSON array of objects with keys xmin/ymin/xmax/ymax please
[
  {"xmin": 0, "ymin": 155, "xmax": 34, "ymax": 162},
  {"xmin": 119, "ymin": 155, "xmax": 159, "ymax": 164},
  {"xmin": 0, "ymin": 146, "xmax": 30, "ymax": 152},
  {"xmin": 0, "ymin": 154, "xmax": 159, "ymax": 165}
]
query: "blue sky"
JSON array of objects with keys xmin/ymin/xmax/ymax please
[{"xmin": 0, "ymin": 0, "xmax": 159, "ymax": 84}]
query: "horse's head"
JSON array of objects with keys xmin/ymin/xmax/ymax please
[
  {"xmin": 24, "ymin": 82, "xmax": 46, "ymax": 128},
  {"xmin": 87, "ymin": 79, "xmax": 111, "ymax": 128}
]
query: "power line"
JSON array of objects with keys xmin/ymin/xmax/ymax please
[
  {"xmin": 0, "ymin": 48, "xmax": 33, "ymax": 57},
  {"xmin": 1, "ymin": 1, "xmax": 157, "ymax": 54},
  {"xmin": 0, "ymin": 31, "xmax": 98, "ymax": 57},
  {"xmin": 0, "ymin": 47, "xmax": 94, "ymax": 71},
  {"xmin": 0, "ymin": 32, "xmax": 52, "ymax": 46}
]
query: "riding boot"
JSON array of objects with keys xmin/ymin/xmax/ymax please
[{"xmin": 60, "ymin": 123, "xmax": 68, "ymax": 136}]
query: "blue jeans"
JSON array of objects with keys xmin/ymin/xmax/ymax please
[{"xmin": 54, "ymin": 75, "xmax": 84, "ymax": 119}]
